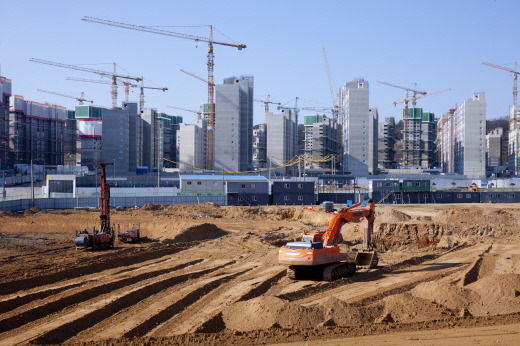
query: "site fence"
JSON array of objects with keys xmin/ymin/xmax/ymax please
[{"xmin": 0, "ymin": 195, "xmax": 225, "ymax": 212}]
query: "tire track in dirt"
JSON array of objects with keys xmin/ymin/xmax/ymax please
[
  {"xmin": 0, "ymin": 281, "xmax": 85, "ymax": 314},
  {"xmin": 0, "ymin": 258, "xmax": 204, "ymax": 335},
  {"xmin": 122, "ymin": 269, "xmax": 252, "ymax": 339},
  {"xmin": 1, "ymin": 260, "xmax": 235, "ymax": 346},
  {"xmin": 160, "ymin": 266, "xmax": 288, "ymax": 336},
  {"xmin": 0, "ymin": 242, "xmax": 199, "ymax": 295}
]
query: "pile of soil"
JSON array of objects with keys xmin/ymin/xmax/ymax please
[
  {"xmin": 170, "ymin": 223, "xmax": 228, "ymax": 242},
  {"xmin": 376, "ymin": 209, "xmax": 412, "ymax": 223}
]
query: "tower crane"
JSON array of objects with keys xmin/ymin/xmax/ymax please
[
  {"xmin": 66, "ymin": 76, "xmax": 167, "ymax": 111},
  {"xmin": 82, "ymin": 16, "xmax": 247, "ymax": 170},
  {"xmin": 30, "ymin": 58, "xmax": 142, "ymax": 108},
  {"xmin": 167, "ymin": 105, "xmax": 202, "ymax": 120},
  {"xmin": 482, "ymin": 61, "xmax": 520, "ymax": 106},
  {"xmin": 254, "ymin": 94, "xmax": 281, "ymax": 113},
  {"xmin": 377, "ymin": 80, "xmax": 427, "ymax": 108},
  {"xmin": 37, "ymin": 88, "xmax": 93, "ymax": 105},
  {"xmin": 392, "ymin": 88, "xmax": 451, "ymax": 108}
]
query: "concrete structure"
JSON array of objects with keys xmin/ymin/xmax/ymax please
[
  {"xmin": 0, "ymin": 76, "xmax": 11, "ymax": 167},
  {"xmin": 252, "ymin": 123, "xmax": 267, "ymax": 169},
  {"xmin": 176, "ymin": 118, "xmax": 207, "ymax": 172},
  {"xmin": 438, "ymin": 93, "xmax": 486, "ymax": 178},
  {"xmin": 401, "ymin": 108, "xmax": 437, "ymax": 169},
  {"xmin": 214, "ymin": 76, "xmax": 254, "ymax": 172},
  {"xmin": 8, "ymin": 95, "xmax": 67, "ymax": 166},
  {"xmin": 508, "ymin": 105, "xmax": 520, "ymax": 174},
  {"xmin": 487, "ymin": 127, "xmax": 504, "ymax": 168},
  {"xmin": 341, "ymin": 78, "xmax": 370, "ymax": 177},
  {"xmin": 75, "ymin": 103, "xmax": 137, "ymax": 175},
  {"xmin": 267, "ymin": 109, "xmax": 298, "ymax": 175},
  {"xmin": 378, "ymin": 117, "xmax": 397, "ymax": 170},
  {"xmin": 303, "ymin": 114, "xmax": 338, "ymax": 173}
]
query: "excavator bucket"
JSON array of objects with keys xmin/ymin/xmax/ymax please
[{"xmin": 354, "ymin": 250, "xmax": 378, "ymax": 269}]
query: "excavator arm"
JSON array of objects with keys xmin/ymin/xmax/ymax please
[{"xmin": 322, "ymin": 199, "xmax": 375, "ymax": 247}]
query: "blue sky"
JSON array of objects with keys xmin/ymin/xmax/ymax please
[{"xmin": 1, "ymin": 0, "xmax": 518, "ymax": 125}]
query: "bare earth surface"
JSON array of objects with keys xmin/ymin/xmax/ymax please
[{"xmin": 1, "ymin": 202, "xmax": 520, "ymax": 345}]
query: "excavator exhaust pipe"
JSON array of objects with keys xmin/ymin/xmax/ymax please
[{"xmin": 354, "ymin": 250, "xmax": 378, "ymax": 269}]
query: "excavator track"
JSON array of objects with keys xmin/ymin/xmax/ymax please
[{"xmin": 322, "ymin": 261, "xmax": 356, "ymax": 281}]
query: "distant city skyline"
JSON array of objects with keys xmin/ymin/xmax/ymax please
[{"xmin": 0, "ymin": 1, "xmax": 518, "ymax": 126}]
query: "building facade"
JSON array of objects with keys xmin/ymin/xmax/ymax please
[
  {"xmin": 8, "ymin": 95, "xmax": 66, "ymax": 166},
  {"xmin": 214, "ymin": 75, "xmax": 254, "ymax": 172},
  {"xmin": 341, "ymin": 78, "xmax": 370, "ymax": 177},
  {"xmin": 378, "ymin": 117, "xmax": 397, "ymax": 170},
  {"xmin": 176, "ymin": 118, "xmax": 207, "ymax": 172},
  {"xmin": 252, "ymin": 123, "xmax": 267, "ymax": 169},
  {"xmin": 508, "ymin": 105, "xmax": 520, "ymax": 174},
  {"xmin": 438, "ymin": 93, "xmax": 486, "ymax": 177},
  {"xmin": 401, "ymin": 107, "xmax": 437, "ymax": 169},
  {"xmin": 368, "ymin": 108, "xmax": 379, "ymax": 174},
  {"xmin": 75, "ymin": 104, "xmax": 136, "ymax": 175},
  {"xmin": 303, "ymin": 114, "xmax": 338, "ymax": 172},
  {"xmin": 0, "ymin": 76, "xmax": 12, "ymax": 167},
  {"xmin": 267, "ymin": 108, "xmax": 298, "ymax": 175},
  {"xmin": 486, "ymin": 127, "xmax": 503, "ymax": 168}
]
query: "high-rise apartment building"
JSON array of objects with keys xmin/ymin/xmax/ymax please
[
  {"xmin": 176, "ymin": 118, "xmax": 207, "ymax": 172},
  {"xmin": 303, "ymin": 114, "xmax": 338, "ymax": 172},
  {"xmin": 378, "ymin": 117, "xmax": 397, "ymax": 170},
  {"xmin": 401, "ymin": 108, "xmax": 437, "ymax": 168},
  {"xmin": 214, "ymin": 76, "xmax": 254, "ymax": 172},
  {"xmin": 508, "ymin": 105, "xmax": 520, "ymax": 174},
  {"xmin": 487, "ymin": 127, "xmax": 503, "ymax": 168},
  {"xmin": 267, "ymin": 109, "xmax": 298, "ymax": 175},
  {"xmin": 437, "ymin": 93, "xmax": 486, "ymax": 177},
  {"xmin": 76, "ymin": 103, "xmax": 137, "ymax": 174},
  {"xmin": 0, "ymin": 76, "xmax": 11, "ymax": 167},
  {"xmin": 341, "ymin": 78, "xmax": 370, "ymax": 176},
  {"xmin": 252, "ymin": 123, "xmax": 267, "ymax": 169},
  {"xmin": 9, "ymin": 95, "xmax": 66, "ymax": 166},
  {"xmin": 157, "ymin": 112, "xmax": 182, "ymax": 168},
  {"xmin": 437, "ymin": 109, "xmax": 455, "ymax": 173},
  {"xmin": 141, "ymin": 108, "xmax": 165, "ymax": 170}
]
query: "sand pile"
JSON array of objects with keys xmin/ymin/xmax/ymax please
[
  {"xmin": 465, "ymin": 274, "xmax": 520, "ymax": 315},
  {"xmin": 411, "ymin": 281, "xmax": 477, "ymax": 312},
  {"xmin": 377, "ymin": 209, "xmax": 412, "ymax": 223},
  {"xmin": 370, "ymin": 293, "xmax": 453, "ymax": 323},
  {"xmin": 170, "ymin": 223, "xmax": 228, "ymax": 242},
  {"xmin": 434, "ymin": 207, "xmax": 520, "ymax": 237},
  {"xmin": 223, "ymin": 296, "xmax": 377, "ymax": 331}
]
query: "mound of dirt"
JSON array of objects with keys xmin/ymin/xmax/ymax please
[
  {"xmin": 171, "ymin": 223, "xmax": 228, "ymax": 242},
  {"xmin": 371, "ymin": 293, "xmax": 453, "ymax": 323},
  {"xmin": 165, "ymin": 203, "xmax": 223, "ymax": 217},
  {"xmin": 433, "ymin": 207, "xmax": 520, "ymax": 237},
  {"xmin": 223, "ymin": 296, "xmax": 286, "ymax": 331},
  {"xmin": 140, "ymin": 203, "xmax": 163, "ymax": 211},
  {"xmin": 465, "ymin": 274, "xmax": 520, "ymax": 316},
  {"xmin": 411, "ymin": 281, "xmax": 478, "ymax": 312},
  {"xmin": 377, "ymin": 209, "xmax": 412, "ymax": 223}
]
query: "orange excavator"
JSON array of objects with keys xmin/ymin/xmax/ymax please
[{"xmin": 278, "ymin": 199, "xmax": 377, "ymax": 281}]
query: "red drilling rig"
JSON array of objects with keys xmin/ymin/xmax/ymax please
[{"xmin": 74, "ymin": 163, "xmax": 115, "ymax": 250}]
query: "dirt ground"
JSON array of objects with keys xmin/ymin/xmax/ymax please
[{"xmin": 1, "ymin": 202, "xmax": 520, "ymax": 345}]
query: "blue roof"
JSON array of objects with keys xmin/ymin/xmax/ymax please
[{"xmin": 180, "ymin": 174, "xmax": 267, "ymax": 181}]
